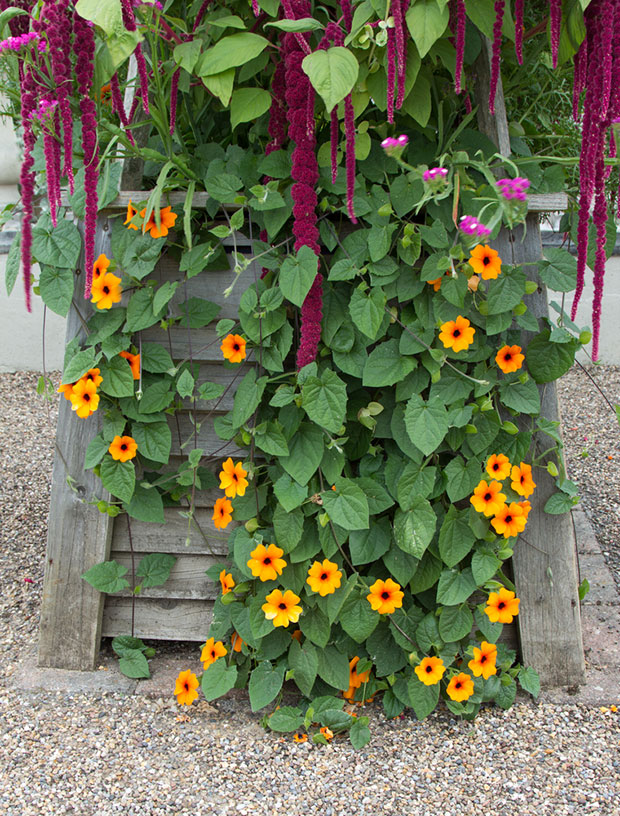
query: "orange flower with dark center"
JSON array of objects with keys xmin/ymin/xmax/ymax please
[
  {"xmin": 212, "ymin": 497, "xmax": 233, "ymax": 530},
  {"xmin": 414, "ymin": 656, "xmax": 445, "ymax": 686},
  {"xmin": 108, "ymin": 435, "xmax": 138, "ymax": 462},
  {"xmin": 174, "ymin": 669, "xmax": 199, "ymax": 706},
  {"xmin": 262, "ymin": 588, "xmax": 302, "ymax": 628},
  {"xmin": 518, "ymin": 500, "xmax": 531, "ymax": 519},
  {"xmin": 92, "ymin": 254, "xmax": 110, "ymax": 280},
  {"xmin": 438, "ymin": 316, "xmax": 476, "ymax": 353},
  {"xmin": 82, "ymin": 368, "xmax": 103, "ymax": 388},
  {"xmin": 468, "ymin": 641, "xmax": 498, "ymax": 679},
  {"xmin": 306, "ymin": 559, "xmax": 342, "ymax": 596},
  {"xmin": 125, "ymin": 200, "xmax": 139, "ymax": 230},
  {"xmin": 470, "ymin": 479, "xmax": 507, "ymax": 517},
  {"xmin": 510, "ymin": 462, "xmax": 536, "ymax": 498},
  {"xmin": 91, "ymin": 271, "xmax": 122, "ymax": 310},
  {"xmin": 485, "ymin": 587, "xmax": 520, "ymax": 624},
  {"xmin": 221, "ymin": 334, "xmax": 247, "ymax": 363},
  {"xmin": 100, "ymin": 83, "xmax": 112, "ymax": 104},
  {"xmin": 219, "ymin": 569, "xmax": 235, "ymax": 595},
  {"xmin": 119, "ymin": 350, "xmax": 141, "ymax": 380},
  {"xmin": 69, "ymin": 378, "xmax": 100, "ymax": 418},
  {"xmin": 247, "ymin": 543, "xmax": 287, "ymax": 582},
  {"xmin": 219, "ymin": 457, "xmax": 249, "ymax": 498},
  {"xmin": 140, "ymin": 205, "xmax": 177, "ymax": 238},
  {"xmin": 367, "ymin": 578, "xmax": 404, "ymax": 615},
  {"xmin": 231, "ymin": 631, "xmax": 244, "ymax": 653},
  {"xmin": 468, "ymin": 244, "xmax": 502, "ymax": 280},
  {"xmin": 57, "ymin": 382, "xmax": 75, "ymax": 401},
  {"xmin": 293, "ymin": 733, "xmax": 308, "ymax": 743},
  {"xmin": 485, "ymin": 453, "xmax": 512, "ymax": 481},
  {"xmin": 491, "ymin": 501, "xmax": 527, "ymax": 539},
  {"xmin": 200, "ymin": 637, "xmax": 227, "ymax": 670},
  {"xmin": 496, "ymin": 344, "xmax": 525, "ymax": 374},
  {"xmin": 320, "ymin": 726, "xmax": 334, "ymax": 740},
  {"xmin": 446, "ymin": 672, "xmax": 475, "ymax": 702},
  {"xmin": 343, "ymin": 656, "xmax": 371, "ymax": 700}
]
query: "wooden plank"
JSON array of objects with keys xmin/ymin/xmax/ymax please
[
  {"xmin": 473, "ymin": 40, "xmax": 585, "ymax": 687},
  {"xmin": 170, "ymin": 412, "xmax": 246, "ymax": 458},
  {"xmin": 102, "ymin": 597, "xmax": 213, "ymax": 641},
  {"xmin": 111, "ymin": 507, "xmax": 229, "ymax": 553},
  {"xmin": 37, "ymin": 216, "xmax": 114, "ymax": 670},
  {"xmin": 110, "ymin": 551, "xmax": 220, "ymax": 600}
]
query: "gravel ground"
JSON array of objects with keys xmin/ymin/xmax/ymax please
[{"xmin": 0, "ymin": 369, "xmax": 619, "ymax": 816}]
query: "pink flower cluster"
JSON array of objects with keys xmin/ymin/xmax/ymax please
[
  {"xmin": 0, "ymin": 31, "xmax": 42, "ymax": 53},
  {"xmin": 459, "ymin": 215, "xmax": 491, "ymax": 237},
  {"xmin": 496, "ymin": 176, "xmax": 530, "ymax": 201},
  {"xmin": 29, "ymin": 98, "xmax": 57, "ymax": 123},
  {"xmin": 423, "ymin": 167, "xmax": 448, "ymax": 182},
  {"xmin": 381, "ymin": 134, "xmax": 408, "ymax": 154}
]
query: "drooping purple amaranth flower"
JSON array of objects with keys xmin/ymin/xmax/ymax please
[
  {"xmin": 454, "ymin": 0, "xmax": 466, "ymax": 94},
  {"xmin": 266, "ymin": 60, "xmax": 287, "ymax": 156},
  {"xmin": 169, "ymin": 67, "xmax": 180, "ymax": 135},
  {"xmin": 120, "ymin": 0, "xmax": 150, "ymax": 113},
  {"xmin": 297, "ymin": 273, "xmax": 324, "ymax": 369},
  {"xmin": 387, "ymin": 26, "xmax": 396, "ymax": 124},
  {"xmin": 340, "ymin": 0, "xmax": 352, "ymax": 32},
  {"xmin": 193, "ymin": 0, "xmax": 214, "ymax": 31},
  {"xmin": 330, "ymin": 108, "xmax": 339, "ymax": 184},
  {"xmin": 344, "ymin": 95, "xmax": 357, "ymax": 223},
  {"xmin": 514, "ymin": 0, "xmax": 524, "ymax": 65},
  {"xmin": 572, "ymin": 38, "xmax": 587, "ymax": 120},
  {"xmin": 18, "ymin": 64, "xmax": 37, "ymax": 313},
  {"xmin": 591, "ymin": 158, "xmax": 609, "ymax": 361},
  {"xmin": 252, "ymin": 0, "xmax": 260, "ymax": 16},
  {"xmin": 73, "ymin": 12, "xmax": 99, "ymax": 299},
  {"xmin": 43, "ymin": 0, "xmax": 74, "ymax": 193},
  {"xmin": 110, "ymin": 72, "xmax": 136, "ymax": 146},
  {"xmin": 41, "ymin": 99, "xmax": 60, "ymax": 226},
  {"xmin": 549, "ymin": 0, "xmax": 562, "ymax": 68},
  {"xmin": 392, "ymin": 0, "xmax": 407, "ymax": 109},
  {"xmin": 489, "ymin": 0, "xmax": 505, "ymax": 114}
]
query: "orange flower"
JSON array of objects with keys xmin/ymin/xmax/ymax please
[
  {"xmin": 446, "ymin": 672, "xmax": 475, "ymax": 702},
  {"xmin": 92, "ymin": 254, "xmax": 110, "ymax": 280},
  {"xmin": 485, "ymin": 587, "xmax": 520, "ymax": 624},
  {"xmin": 491, "ymin": 501, "xmax": 527, "ymax": 539},
  {"xmin": 231, "ymin": 631, "xmax": 244, "ymax": 653},
  {"xmin": 262, "ymin": 588, "xmax": 302, "ymax": 628},
  {"xmin": 140, "ymin": 205, "xmax": 177, "ymax": 238},
  {"xmin": 108, "ymin": 435, "xmax": 138, "ymax": 462},
  {"xmin": 467, "ymin": 274, "xmax": 480, "ymax": 292},
  {"xmin": 414, "ymin": 656, "xmax": 445, "ymax": 685},
  {"xmin": 219, "ymin": 457, "xmax": 249, "ymax": 498},
  {"xmin": 438, "ymin": 316, "xmax": 475, "ymax": 353},
  {"xmin": 343, "ymin": 656, "xmax": 371, "ymax": 700},
  {"xmin": 200, "ymin": 637, "xmax": 227, "ymax": 670},
  {"xmin": 468, "ymin": 244, "xmax": 502, "ymax": 280},
  {"xmin": 221, "ymin": 333, "xmax": 247, "ymax": 363},
  {"xmin": 125, "ymin": 200, "xmax": 139, "ymax": 230},
  {"xmin": 427, "ymin": 276, "xmax": 443, "ymax": 292},
  {"xmin": 470, "ymin": 479, "xmax": 507, "ymax": 517},
  {"xmin": 69, "ymin": 378, "xmax": 100, "ymax": 418},
  {"xmin": 518, "ymin": 500, "xmax": 531, "ymax": 519},
  {"xmin": 247, "ymin": 543, "xmax": 287, "ymax": 582},
  {"xmin": 212, "ymin": 497, "xmax": 233, "ymax": 529},
  {"xmin": 468, "ymin": 641, "xmax": 498, "ymax": 679},
  {"xmin": 174, "ymin": 669, "xmax": 199, "ymax": 706},
  {"xmin": 293, "ymin": 733, "xmax": 308, "ymax": 743},
  {"xmin": 496, "ymin": 344, "xmax": 525, "ymax": 374},
  {"xmin": 57, "ymin": 382, "xmax": 75, "ymax": 401},
  {"xmin": 306, "ymin": 559, "xmax": 342, "ymax": 596},
  {"xmin": 320, "ymin": 726, "xmax": 334, "ymax": 740},
  {"xmin": 83, "ymin": 368, "xmax": 103, "ymax": 388},
  {"xmin": 291, "ymin": 630, "xmax": 303, "ymax": 643},
  {"xmin": 119, "ymin": 350, "xmax": 141, "ymax": 380},
  {"xmin": 485, "ymin": 453, "xmax": 512, "ymax": 481},
  {"xmin": 219, "ymin": 569, "xmax": 235, "ymax": 595},
  {"xmin": 100, "ymin": 83, "xmax": 112, "ymax": 104},
  {"xmin": 510, "ymin": 462, "xmax": 536, "ymax": 498},
  {"xmin": 367, "ymin": 578, "xmax": 404, "ymax": 615},
  {"xmin": 90, "ymin": 271, "xmax": 122, "ymax": 310}
]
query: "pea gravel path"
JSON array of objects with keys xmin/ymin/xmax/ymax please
[{"xmin": 1, "ymin": 370, "xmax": 619, "ymax": 816}]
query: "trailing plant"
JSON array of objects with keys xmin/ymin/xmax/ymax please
[{"xmin": 0, "ymin": 0, "xmax": 613, "ymax": 745}]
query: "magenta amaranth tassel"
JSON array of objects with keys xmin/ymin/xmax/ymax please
[
  {"xmin": 393, "ymin": 0, "xmax": 407, "ymax": 108},
  {"xmin": 193, "ymin": 0, "xmax": 213, "ymax": 31},
  {"xmin": 169, "ymin": 67, "xmax": 180, "ymax": 135},
  {"xmin": 330, "ymin": 109, "xmax": 339, "ymax": 184},
  {"xmin": 252, "ymin": 0, "xmax": 259, "ymax": 15},
  {"xmin": 572, "ymin": 40, "xmax": 586, "ymax": 121},
  {"xmin": 42, "ymin": 111, "xmax": 58, "ymax": 227},
  {"xmin": 44, "ymin": 0, "xmax": 74, "ymax": 193},
  {"xmin": 549, "ymin": 0, "xmax": 561, "ymax": 68},
  {"xmin": 340, "ymin": 0, "xmax": 352, "ymax": 31},
  {"xmin": 110, "ymin": 72, "xmax": 136, "ymax": 146},
  {"xmin": 18, "ymin": 66, "xmax": 37, "ymax": 313},
  {"xmin": 344, "ymin": 95, "xmax": 357, "ymax": 223},
  {"xmin": 387, "ymin": 26, "xmax": 396, "ymax": 123},
  {"xmin": 454, "ymin": 0, "xmax": 466, "ymax": 93},
  {"xmin": 489, "ymin": 0, "xmax": 505, "ymax": 114},
  {"xmin": 266, "ymin": 61, "xmax": 287, "ymax": 155},
  {"xmin": 515, "ymin": 0, "xmax": 524, "ymax": 64},
  {"xmin": 120, "ymin": 0, "xmax": 150, "ymax": 113},
  {"xmin": 591, "ymin": 161, "xmax": 609, "ymax": 360}
]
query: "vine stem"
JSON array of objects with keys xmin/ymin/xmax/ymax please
[
  {"xmin": 126, "ymin": 513, "xmax": 136, "ymax": 638},
  {"xmin": 318, "ymin": 468, "xmax": 358, "ymax": 574}
]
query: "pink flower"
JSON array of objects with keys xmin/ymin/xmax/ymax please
[
  {"xmin": 459, "ymin": 215, "xmax": 491, "ymax": 237},
  {"xmin": 496, "ymin": 176, "xmax": 530, "ymax": 201},
  {"xmin": 381, "ymin": 134, "xmax": 408, "ymax": 155},
  {"xmin": 423, "ymin": 167, "xmax": 448, "ymax": 182}
]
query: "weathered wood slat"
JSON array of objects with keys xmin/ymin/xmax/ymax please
[
  {"xmin": 170, "ymin": 412, "xmax": 245, "ymax": 458},
  {"xmin": 110, "ymin": 552, "xmax": 220, "ymax": 600},
  {"xmin": 102, "ymin": 598, "xmax": 213, "ymax": 641},
  {"xmin": 38, "ymin": 216, "xmax": 115, "ymax": 671},
  {"xmin": 474, "ymin": 39, "xmax": 585, "ymax": 687},
  {"xmin": 111, "ymin": 507, "xmax": 229, "ymax": 553}
]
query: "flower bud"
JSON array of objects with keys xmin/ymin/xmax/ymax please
[
  {"xmin": 502, "ymin": 421, "xmax": 519, "ymax": 434},
  {"xmin": 513, "ymin": 302, "xmax": 527, "ymax": 316},
  {"xmin": 245, "ymin": 518, "xmax": 260, "ymax": 533},
  {"xmin": 524, "ymin": 280, "xmax": 538, "ymax": 295},
  {"xmin": 547, "ymin": 461, "xmax": 559, "ymax": 477},
  {"xmin": 579, "ymin": 329, "xmax": 592, "ymax": 344}
]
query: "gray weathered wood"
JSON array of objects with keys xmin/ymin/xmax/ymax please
[
  {"xmin": 37, "ymin": 216, "xmax": 114, "ymax": 670},
  {"xmin": 111, "ymin": 552, "xmax": 220, "ymax": 600},
  {"xmin": 474, "ymin": 41, "xmax": 586, "ymax": 686},
  {"xmin": 111, "ymin": 507, "xmax": 229, "ymax": 552},
  {"xmin": 102, "ymin": 598, "xmax": 213, "ymax": 641}
]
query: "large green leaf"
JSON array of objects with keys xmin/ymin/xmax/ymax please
[
  {"xmin": 301, "ymin": 369, "xmax": 347, "ymax": 433},
  {"xmin": 127, "ymin": 484, "xmax": 165, "ymax": 524},
  {"xmin": 443, "ymin": 456, "xmax": 482, "ymax": 502},
  {"xmin": 299, "ymin": 605, "xmax": 331, "ymax": 648},
  {"xmin": 201, "ymin": 659, "xmax": 238, "ymax": 701},
  {"xmin": 118, "ymin": 649, "xmax": 150, "ymax": 679},
  {"xmin": 405, "ymin": 0, "xmax": 450, "ymax": 57},
  {"xmin": 526, "ymin": 330, "xmax": 578, "ymax": 383},
  {"xmin": 5, "ymin": 233, "xmax": 20, "ymax": 295},
  {"xmin": 349, "ymin": 518, "xmax": 391, "ymax": 565},
  {"xmin": 39, "ymin": 266, "xmax": 74, "ymax": 317},
  {"xmin": 136, "ymin": 553, "xmax": 175, "ymax": 588},
  {"xmin": 100, "ymin": 457, "xmax": 135, "ymax": 503},
  {"xmin": 230, "ymin": 87, "xmax": 271, "ymax": 130},
  {"xmin": 404, "ymin": 394, "xmax": 449, "ymax": 455},
  {"xmin": 280, "ymin": 423, "xmax": 324, "ymax": 485},
  {"xmin": 131, "ymin": 421, "xmax": 172, "ymax": 464},
  {"xmin": 438, "ymin": 604, "xmax": 474, "ymax": 643},
  {"xmin": 322, "ymin": 479, "xmax": 369, "ymax": 531},
  {"xmin": 302, "ymin": 47, "xmax": 359, "ymax": 113},
  {"xmin": 363, "ymin": 339, "xmax": 416, "ymax": 386},
  {"xmin": 393, "ymin": 502, "xmax": 436, "ymax": 558},
  {"xmin": 249, "ymin": 660, "xmax": 285, "ymax": 711},
  {"xmin": 499, "ymin": 379, "xmax": 541, "ymax": 414},
  {"xmin": 63, "ymin": 347, "xmax": 99, "ymax": 383},
  {"xmin": 539, "ymin": 248, "xmax": 578, "ymax": 292},
  {"xmin": 197, "ymin": 33, "xmax": 269, "ymax": 76},
  {"xmin": 339, "ymin": 591, "xmax": 379, "ymax": 642},
  {"xmin": 349, "ymin": 286, "xmax": 386, "ymax": 340},
  {"xmin": 82, "ymin": 560, "xmax": 129, "ymax": 593},
  {"xmin": 99, "ymin": 355, "xmax": 135, "ymax": 398},
  {"xmin": 407, "ymin": 675, "xmax": 440, "ymax": 719},
  {"xmin": 278, "ymin": 245, "xmax": 318, "ymax": 307},
  {"xmin": 436, "ymin": 568, "xmax": 478, "ymax": 605},
  {"xmin": 288, "ymin": 639, "xmax": 319, "ymax": 697},
  {"xmin": 201, "ymin": 69, "xmax": 235, "ymax": 106},
  {"xmin": 316, "ymin": 645, "xmax": 350, "ymax": 690},
  {"xmin": 267, "ymin": 707, "xmax": 305, "ymax": 732},
  {"xmin": 438, "ymin": 506, "xmax": 476, "ymax": 568},
  {"xmin": 32, "ymin": 215, "xmax": 81, "ymax": 269}
]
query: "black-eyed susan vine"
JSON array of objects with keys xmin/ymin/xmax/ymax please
[{"xmin": 1, "ymin": 0, "xmax": 607, "ymax": 746}]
